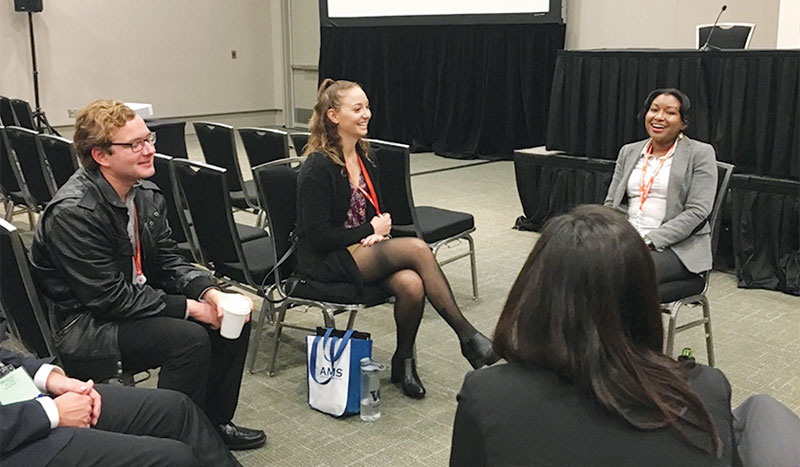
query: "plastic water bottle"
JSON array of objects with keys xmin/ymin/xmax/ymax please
[{"xmin": 360, "ymin": 357, "xmax": 382, "ymax": 421}]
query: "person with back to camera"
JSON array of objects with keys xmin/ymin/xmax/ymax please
[
  {"xmin": 605, "ymin": 88, "xmax": 717, "ymax": 284},
  {"xmin": 295, "ymin": 78, "xmax": 498, "ymax": 399},
  {"xmin": 449, "ymin": 205, "xmax": 800, "ymax": 467}
]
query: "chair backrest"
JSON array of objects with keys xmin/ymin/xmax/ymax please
[
  {"xmin": 252, "ymin": 157, "xmax": 303, "ymax": 280},
  {"xmin": 710, "ymin": 162, "xmax": 735, "ymax": 259},
  {"xmin": 148, "ymin": 154, "xmax": 188, "ymax": 244},
  {"xmin": 171, "ymin": 158, "xmax": 253, "ymax": 280},
  {"xmin": 192, "ymin": 121, "xmax": 244, "ymax": 191},
  {"xmin": 289, "ymin": 131, "xmax": 310, "ymax": 156},
  {"xmin": 6, "ymin": 126, "xmax": 56, "ymax": 208},
  {"xmin": 0, "ymin": 127, "xmax": 23, "ymax": 196},
  {"xmin": 147, "ymin": 119, "xmax": 188, "ymax": 159},
  {"xmin": 37, "ymin": 133, "xmax": 79, "ymax": 189},
  {"xmin": 0, "ymin": 219, "xmax": 59, "ymax": 360},
  {"xmin": 238, "ymin": 127, "xmax": 290, "ymax": 168},
  {"xmin": 10, "ymin": 98, "xmax": 36, "ymax": 131},
  {"xmin": 696, "ymin": 23, "xmax": 755, "ymax": 49},
  {"xmin": 369, "ymin": 138, "xmax": 422, "ymax": 235},
  {"xmin": 0, "ymin": 96, "xmax": 18, "ymax": 126}
]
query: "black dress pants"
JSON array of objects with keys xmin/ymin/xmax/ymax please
[
  {"xmin": 117, "ymin": 317, "xmax": 251, "ymax": 425},
  {"xmin": 47, "ymin": 385, "xmax": 239, "ymax": 467},
  {"xmin": 651, "ymin": 248, "xmax": 695, "ymax": 284}
]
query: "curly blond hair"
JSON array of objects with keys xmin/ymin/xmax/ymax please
[
  {"xmin": 73, "ymin": 100, "xmax": 137, "ymax": 169},
  {"xmin": 304, "ymin": 78, "xmax": 370, "ymax": 166}
]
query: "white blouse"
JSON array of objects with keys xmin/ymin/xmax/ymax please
[{"xmin": 626, "ymin": 138, "xmax": 679, "ymax": 237}]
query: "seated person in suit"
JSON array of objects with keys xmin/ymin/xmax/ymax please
[
  {"xmin": 296, "ymin": 79, "xmax": 497, "ymax": 399},
  {"xmin": 450, "ymin": 205, "xmax": 799, "ymax": 467},
  {"xmin": 0, "ymin": 347, "xmax": 239, "ymax": 466},
  {"xmin": 604, "ymin": 88, "xmax": 717, "ymax": 284},
  {"xmin": 30, "ymin": 100, "xmax": 264, "ymax": 450}
]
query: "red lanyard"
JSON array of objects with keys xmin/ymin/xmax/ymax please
[
  {"xmin": 132, "ymin": 205, "xmax": 146, "ymax": 285},
  {"xmin": 348, "ymin": 156, "xmax": 381, "ymax": 215},
  {"xmin": 638, "ymin": 141, "xmax": 675, "ymax": 210}
]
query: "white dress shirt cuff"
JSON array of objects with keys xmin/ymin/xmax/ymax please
[
  {"xmin": 33, "ymin": 364, "xmax": 64, "ymax": 393},
  {"xmin": 35, "ymin": 396, "xmax": 60, "ymax": 429}
]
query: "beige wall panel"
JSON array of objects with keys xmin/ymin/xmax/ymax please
[{"xmin": 1, "ymin": 0, "xmax": 280, "ymax": 127}]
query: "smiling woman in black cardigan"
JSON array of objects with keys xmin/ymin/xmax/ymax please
[{"xmin": 295, "ymin": 78, "xmax": 497, "ymax": 399}]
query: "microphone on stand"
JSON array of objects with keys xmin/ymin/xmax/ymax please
[{"xmin": 700, "ymin": 5, "xmax": 727, "ymax": 51}]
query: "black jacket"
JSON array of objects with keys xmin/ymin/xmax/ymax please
[
  {"xmin": 450, "ymin": 362, "xmax": 737, "ymax": 467},
  {"xmin": 295, "ymin": 151, "xmax": 382, "ymax": 299},
  {"xmin": 30, "ymin": 168, "xmax": 215, "ymax": 371}
]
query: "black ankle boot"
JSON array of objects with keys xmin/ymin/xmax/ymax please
[
  {"xmin": 391, "ymin": 356, "xmax": 426, "ymax": 399},
  {"xmin": 461, "ymin": 331, "xmax": 500, "ymax": 369}
]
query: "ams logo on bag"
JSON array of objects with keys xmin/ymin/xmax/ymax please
[{"xmin": 317, "ymin": 366, "xmax": 344, "ymax": 378}]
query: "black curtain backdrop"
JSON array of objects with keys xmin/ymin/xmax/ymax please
[
  {"xmin": 319, "ymin": 24, "xmax": 566, "ymax": 160},
  {"xmin": 546, "ymin": 49, "xmax": 800, "ymax": 180}
]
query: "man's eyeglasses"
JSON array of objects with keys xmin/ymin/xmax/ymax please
[{"xmin": 110, "ymin": 133, "xmax": 156, "ymax": 153}]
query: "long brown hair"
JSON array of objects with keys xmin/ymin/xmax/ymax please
[
  {"xmin": 494, "ymin": 205, "xmax": 721, "ymax": 456},
  {"xmin": 304, "ymin": 78, "xmax": 370, "ymax": 166}
]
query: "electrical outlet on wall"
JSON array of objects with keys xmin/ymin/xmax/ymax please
[
  {"xmin": 231, "ymin": 50, "xmax": 237, "ymax": 59},
  {"xmin": 67, "ymin": 108, "xmax": 77, "ymax": 118}
]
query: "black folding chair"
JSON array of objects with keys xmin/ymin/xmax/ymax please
[
  {"xmin": 0, "ymin": 218, "xmax": 58, "ymax": 361},
  {"xmin": 37, "ymin": 133, "xmax": 79, "ymax": 189},
  {"xmin": 0, "ymin": 127, "xmax": 33, "ymax": 226},
  {"xmin": 10, "ymin": 98, "xmax": 36, "ymax": 131},
  {"xmin": 192, "ymin": 121, "xmax": 260, "ymax": 215},
  {"xmin": 147, "ymin": 154, "xmax": 201, "ymax": 263},
  {"xmin": 660, "ymin": 162, "xmax": 735, "ymax": 367},
  {"xmin": 289, "ymin": 131, "xmax": 310, "ymax": 156},
  {"xmin": 238, "ymin": 127, "xmax": 290, "ymax": 168},
  {"xmin": 0, "ymin": 96, "xmax": 18, "ymax": 126},
  {"xmin": 5, "ymin": 126, "xmax": 56, "ymax": 226},
  {"xmin": 146, "ymin": 119, "xmax": 188, "ymax": 159},
  {"xmin": 371, "ymin": 138, "xmax": 479, "ymax": 299},
  {"xmin": 171, "ymin": 158, "xmax": 275, "ymax": 324},
  {"xmin": 249, "ymin": 158, "xmax": 391, "ymax": 375}
]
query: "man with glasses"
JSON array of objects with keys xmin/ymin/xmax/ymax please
[{"xmin": 30, "ymin": 100, "xmax": 266, "ymax": 451}]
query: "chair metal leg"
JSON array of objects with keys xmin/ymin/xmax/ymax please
[
  {"xmin": 247, "ymin": 298, "xmax": 272, "ymax": 373},
  {"xmin": 701, "ymin": 297, "xmax": 715, "ymax": 367},
  {"xmin": 267, "ymin": 304, "xmax": 288, "ymax": 377},
  {"xmin": 27, "ymin": 210, "xmax": 35, "ymax": 229},
  {"xmin": 665, "ymin": 301, "xmax": 680, "ymax": 358},
  {"xmin": 345, "ymin": 309, "xmax": 359, "ymax": 329},
  {"xmin": 2, "ymin": 200, "xmax": 11, "ymax": 220},
  {"xmin": 467, "ymin": 234, "xmax": 478, "ymax": 300}
]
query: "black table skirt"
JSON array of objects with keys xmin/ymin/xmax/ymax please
[
  {"xmin": 514, "ymin": 151, "xmax": 800, "ymax": 295},
  {"xmin": 545, "ymin": 49, "xmax": 800, "ymax": 180},
  {"xmin": 319, "ymin": 23, "xmax": 565, "ymax": 160}
]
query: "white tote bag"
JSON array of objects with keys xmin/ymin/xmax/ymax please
[{"xmin": 307, "ymin": 328, "xmax": 353, "ymax": 417}]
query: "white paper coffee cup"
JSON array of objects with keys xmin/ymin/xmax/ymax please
[{"xmin": 219, "ymin": 295, "xmax": 251, "ymax": 339}]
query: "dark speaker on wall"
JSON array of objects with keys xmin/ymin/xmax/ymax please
[{"xmin": 14, "ymin": 0, "xmax": 43, "ymax": 12}]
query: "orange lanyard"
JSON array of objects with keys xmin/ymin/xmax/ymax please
[
  {"xmin": 348, "ymin": 156, "xmax": 381, "ymax": 215},
  {"xmin": 132, "ymin": 205, "xmax": 146, "ymax": 285},
  {"xmin": 638, "ymin": 142, "xmax": 675, "ymax": 210}
]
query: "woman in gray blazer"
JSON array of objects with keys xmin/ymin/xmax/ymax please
[{"xmin": 604, "ymin": 88, "xmax": 717, "ymax": 283}]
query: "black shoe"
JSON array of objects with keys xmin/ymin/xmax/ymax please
[
  {"xmin": 391, "ymin": 356, "xmax": 426, "ymax": 399},
  {"xmin": 216, "ymin": 422, "xmax": 266, "ymax": 451},
  {"xmin": 461, "ymin": 332, "xmax": 500, "ymax": 370}
]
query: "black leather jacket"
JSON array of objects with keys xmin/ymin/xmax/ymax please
[{"xmin": 31, "ymin": 168, "xmax": 215, "ymax": 370}]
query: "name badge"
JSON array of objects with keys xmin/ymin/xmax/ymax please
[{"xmin": 0, "ymin": 367, "xmax": 42, "ymax": 405}]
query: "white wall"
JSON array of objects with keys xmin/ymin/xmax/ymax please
[
  {"xmin": 565, "ymin": 0, "xmax": 781, "ymax": 49},
  {"xmin": 777, "ymin": 0, "xmax": 800, "ymax": 48},
  {"xmin": 0, "ymin": 0, "xmax": 282, "ymax": 127}
]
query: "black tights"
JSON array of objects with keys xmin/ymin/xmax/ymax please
[{"xmin": 351, "ymin": 237, "xmax": 476, "ymax": 359}]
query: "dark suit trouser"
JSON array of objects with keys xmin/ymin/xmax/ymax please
[
  {"xmin": 651, "ymin": 248, "xmax": 694, "ymax": 284},
  {"xmin": 117, "ymin": 317, "xmax": 251, "ymax": 425},
  {"xmin": 47, "ymin": 385, "xmax": 238, "ymax": 467}
]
